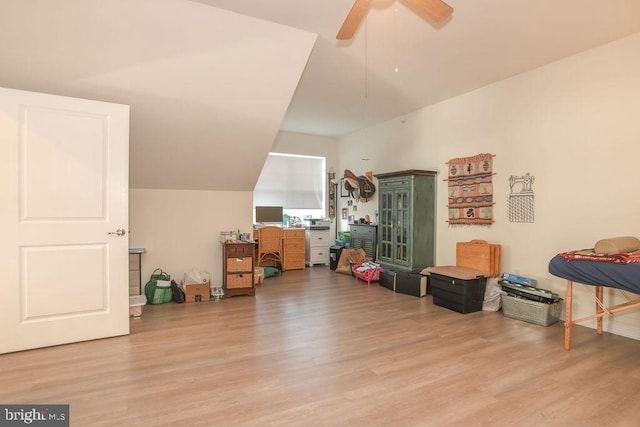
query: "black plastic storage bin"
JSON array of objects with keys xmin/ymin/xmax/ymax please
[
  {"xmin": 329, "ymin": 245, "xmax": 344, "ymax": 271},
  {"xmin": 395, "ymin": 271, "xmax": 428, "ymax": 297},
  {"xmin": 379, "ymin": 269, "xmax": 396, "ymax": 291},
  {"xmin": 430, "ymin": 273, "xmax": 487, "ymax": 314}
]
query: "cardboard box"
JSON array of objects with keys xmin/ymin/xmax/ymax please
[
  {"xmin": 430, "ymin": 273, "xmax": 487, "ymax": 314},
  {"xmin": 183, "ymin": 281, "xmax": 210, "ymax": 303}
]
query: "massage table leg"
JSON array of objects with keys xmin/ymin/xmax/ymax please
[
  {"xmin": 564, "ymin": 280, "xmax": 573, "ymax": 350},
  {"xmin": 596, "ymin": 286, "xmax": 604, "ymax": 335}
]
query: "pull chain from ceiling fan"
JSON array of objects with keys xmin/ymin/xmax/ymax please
[
  {"xmin": 362, "ymin": 14, "xmax": 370, "ymax": 162},
  {"xmin": 395, "ymin": 0, "xmax": 399, "ymax": 73}
]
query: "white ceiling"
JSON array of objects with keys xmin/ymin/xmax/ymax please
[
  {"xmin": 0, "ymin": 0, "xmax": 316, "ymax": 190},
  {"xmin": 1, "ymin": 0, "xmax": 640, "ymax": 191},
  {"xmin": 203, "ymin": 0, "xmax": 640, "ymax": 136}
]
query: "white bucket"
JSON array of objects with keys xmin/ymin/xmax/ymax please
[{"xmin": 129, "ymin": 295, "xmax": 147, "ymax": 317}]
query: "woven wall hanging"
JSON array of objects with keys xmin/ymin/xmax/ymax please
[{"xmin": 447, "ymin": 153, "xmax": 495, "ymax": 225}]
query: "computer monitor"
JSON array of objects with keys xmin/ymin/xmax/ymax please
[{"xmin": 255, "ymin": 206, "xmax": 283, "ymax": 224}]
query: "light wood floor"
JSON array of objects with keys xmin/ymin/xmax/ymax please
[{"xmin": 2, "ymin": 267, "xmax": 640, "ymax": 427}]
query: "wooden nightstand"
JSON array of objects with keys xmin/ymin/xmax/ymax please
[{"xmin": 223, "ymin": 242, "xmax": 255, "ymax": 297}]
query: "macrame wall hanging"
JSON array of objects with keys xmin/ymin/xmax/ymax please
[
  {"xmin": 508, "ymin": 172, "xmax": 535, "ymax": 223},
  {"xmin": 327, "ymin": 169, "xmax": 336, "ymax": 219},
  {"xmin": 447, "ymin": 153, "xmax": 495, "ymax": 225}
]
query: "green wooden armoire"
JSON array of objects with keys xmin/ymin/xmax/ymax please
[{"xmin": 374, "ymin": 169, "xmax": 437, "ymax": 273}]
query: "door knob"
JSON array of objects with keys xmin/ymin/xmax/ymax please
[{"xmin": 108, "ymin": 228, "xmax": 126, "ymax": 236}]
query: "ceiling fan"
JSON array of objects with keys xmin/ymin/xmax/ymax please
[{"xmin": 336, "ymin": 0, "xmax": 453, "ymax": 40}]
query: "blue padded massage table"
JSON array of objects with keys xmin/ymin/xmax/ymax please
[{"xmin": 549, "ymin": 251, "xmax": 640, "ymax": 350}]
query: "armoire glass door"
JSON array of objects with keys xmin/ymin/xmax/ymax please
[
  {"xmin": 379, "ymin": 191, "xmax": 393, "ymax": 261},
  {"xmin": 395, "ymin": 190, "xmax": 410, "ymax": 264}
]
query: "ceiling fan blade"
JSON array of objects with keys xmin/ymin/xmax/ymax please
[
  {"xmin": 336, "ymin": 0, "xmax": 372, "ymax": 40},
  {"xmin": 405, "ymin": 0, "xmax": 453, "ymax": 23}
]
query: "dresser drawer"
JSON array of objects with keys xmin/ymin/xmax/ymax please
[
  {"xmin": 379, "ymin": 177, "xmax": 412, "ymax": 190},
  {"xmin": 226, "ymin": 273, "xmax": 253, "ymax": 289},
  {"xmin": 308, "ymin": 248, "xmax": 329, "ymax": 263},
  {"xmin": 308, "ymin": 232, "xmax": 330, "ymax": 246},
  {"xmin": 225, "ymin": 243, "xmax": 254, "ymax": 257},
  {"xmin": 284, "ymin": 238, "xmax": 305, "ymax": 252},
  {"xmin": 349, "ymin": 224, "xmax": 376, "ymax": 237},
  {"xmin": 284, "ymin": 228, "xmax": 305, "ymax": 238},
  {"xmin": 227, "ymin": 256, "xmax": 253, "ymax": 272},
  {"xmin": 284, "ymin": 253, "xmax": 306, "ymax": 268}
]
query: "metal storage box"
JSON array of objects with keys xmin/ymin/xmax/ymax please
[{"xmin": 501, "ymin": 294, "xmax": 562, "ymax": 326}]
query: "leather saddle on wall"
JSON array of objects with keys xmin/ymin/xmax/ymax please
[{"xmin": 344, "ymin": 169, "xmax": 376, "ymax": 202}]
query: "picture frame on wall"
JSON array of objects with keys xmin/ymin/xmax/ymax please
[
  {"xmin": 340, "ymin": 178, "xmax": 349, "ymax": 197},
  {"xmin": 341, "ymin": 207, "xmax": 348, "ymax": 220}
]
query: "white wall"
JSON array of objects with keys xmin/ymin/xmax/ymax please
[
  {"xmin": 129, "ymin": 189, "xmax": 253, "ymax": 287},
  {"xmin": 128, "ymin": 131, "xmax": 339, "ymax": 287},
  {"xmin": 339, "ymin": 32, "xmax": 640, "ymax": 340}
]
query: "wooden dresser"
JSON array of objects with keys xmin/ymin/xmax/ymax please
[
  {"xmin": 252, "ymin": 227, "xmax": 306, "ymax": 271},
  {"xmin": 223, "ymin": 242, "xmax": 255, "ymax": 298},
  {"xmin": 282, "ymin": 228, "xmax": 306, "ymax": 271}
]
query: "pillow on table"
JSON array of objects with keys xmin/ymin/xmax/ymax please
[{"xmin": 594, "ymin": 236, "xmax": 640, "ymax": 255}]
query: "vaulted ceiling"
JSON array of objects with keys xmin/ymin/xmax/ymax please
[
  {"xmin": 0, "ymin": 0, "xmax": 316, "ymax": 191},
  {"xmin": 1, "ymin": 0, "xmax": 639, "ymax": 191},
  {"xmin": 204, "ymin": 0, "xmax": 640, "ymax": 136}
]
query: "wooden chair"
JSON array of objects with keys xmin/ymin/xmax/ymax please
[{"xmin": 256, "ymin": 226, "xmax": 284, "ymax": 270}]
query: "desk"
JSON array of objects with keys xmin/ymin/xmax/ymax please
[{"xmin": 253, "ymin": 228, "xmax": 306, "ymax": 271}]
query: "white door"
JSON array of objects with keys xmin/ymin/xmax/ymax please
[{"xmin": 0, "ymin": 87, "xmax": 130, "ymax": 354}]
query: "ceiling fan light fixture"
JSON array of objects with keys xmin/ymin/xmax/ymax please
[
  {"xmin": 336, "ymin": 0, "xmax": 453, "ymax": 40},
  {"xmin": 405, "ymin": 0, "xmax": 453, "ymax": 24}
]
